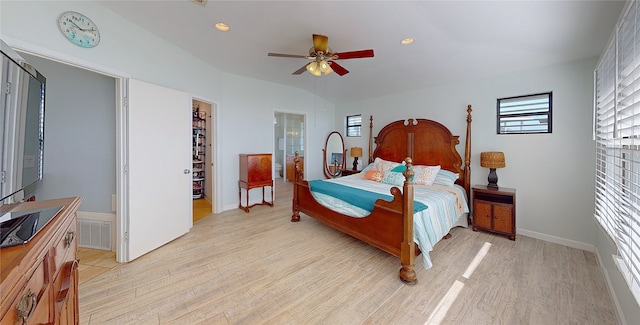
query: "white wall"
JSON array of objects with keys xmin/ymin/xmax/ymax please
[
  {"xmin": 0, "ymin": 1, "xmax": 335, "ymax": 212},
  {"xmin": 337, "ymin": 57, "xmax": 597, "ymax": 248}
]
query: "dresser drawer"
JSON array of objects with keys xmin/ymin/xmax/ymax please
[
  {"xmin": 53, "ymin": 219, "xmax": 77, "ymax": 274},
  {"xmin": 1, "ymin": 259, "xmax": 51, "ymax": 324}
]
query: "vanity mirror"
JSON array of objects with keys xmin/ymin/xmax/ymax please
[{"xmin": 322, "ymin": 131, "xmax": 347, "ymax": 178}]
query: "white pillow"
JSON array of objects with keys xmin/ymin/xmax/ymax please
[
  {"xmin": 433, "ymin": 169, "xmax": 459, "ymax": 187},
  {"xmin": 361, "ymin": 162, "xmax": 374, "ymax": 173},
  {"xmin": 413, "ymin": 165, "xmax": 441, "ymax": 185}
]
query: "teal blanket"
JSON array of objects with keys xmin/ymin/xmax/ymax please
[{"xmin": 309, "ymin": 180, "xmax": 428, "ymax": 213}]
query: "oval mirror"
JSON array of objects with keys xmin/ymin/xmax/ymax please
[{"xmin": 323, "ymin": 131, "xmax": 346, "ymax": 178}]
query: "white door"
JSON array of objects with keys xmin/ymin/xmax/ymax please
[{"xmin": 125, "ymin": 79, "xmax": 192, "ymax": 261}]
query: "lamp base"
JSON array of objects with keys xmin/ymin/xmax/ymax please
[
  {"xmin": 352, "ymin": 157, "xmax": 359, "ymax": 171},
  {"xmin": 487, "ymin": 168, "xmax": 499, "ymax": 189}
]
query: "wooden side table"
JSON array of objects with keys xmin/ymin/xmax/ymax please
[
  {"xmin": 472, "ymin": 185, "xmax": 516, "ymax": 240},
  {"xmin": 340, "ymin": 169, "xmax": 361, "ymax": 176}
]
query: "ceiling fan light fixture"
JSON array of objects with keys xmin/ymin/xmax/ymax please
[
  {"xmin": 319, "ymin": 60, "xmax": 330, "ymax": 73},
  {"xmin": 215, "ymin": 22, "xmax": 230, "ymax": 32},
  {"xmin": 269, "ymin": 33, "xmax": 374, "ymax": 77},
  {"xmin": 306, "ymin": 62, "xmax": 322, "ymax": 76}
]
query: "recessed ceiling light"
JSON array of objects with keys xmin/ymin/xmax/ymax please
[
  {"xmin": 401, "ymin": 38, "xmax": 415, "ymax": 45},
  {"xmin": 215, "ymin": 23, "xmax": 230, "ymax": 32}
]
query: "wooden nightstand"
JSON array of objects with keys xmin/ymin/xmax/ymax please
[
  {"xmin": 340, "ymin": 169, "xmax": 361, "ymax": 176},
  {"xmin": 472, "ymin": 185, "xmax": 516, "ymax": 240}
]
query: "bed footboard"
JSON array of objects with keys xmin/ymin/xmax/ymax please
[{"xmin": 291, "ymin": 152, "xmax": 417, "ymax": 284}]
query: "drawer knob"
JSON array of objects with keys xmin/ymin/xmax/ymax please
[
  {"xmin": 64, "ymin": 230, "xmax": 75, "ymax": 247},
  {"xmin": 17, "ymin": 289, "xmax": 37, "ymax": 323}
]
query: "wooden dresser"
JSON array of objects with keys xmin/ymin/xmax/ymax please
[
  {"xmin": 0, "ymin": 196, "xmax": 82, "ymax": 325},
  {"xmin": 239, "ymin": 154, "xmax": 273, "ymax": 212}
]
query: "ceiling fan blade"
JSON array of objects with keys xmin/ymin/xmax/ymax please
[
  {"xmin": 332, "ymin": 49, "xmax": 375, "ymax": 60},
  {"xmin": 313, "ymin": 34, "xmax": 329, "ymax": 54},
  {"xmin": 328, "ymin": 61, "xmax": 349, "ymax": 76},
  {"xmin": 292, "ymin": 64, "xmax": 308, "ymax": 75},
  {"xmin": 268, "ymin": 53, "xmax": 309, "ymax": 59}
]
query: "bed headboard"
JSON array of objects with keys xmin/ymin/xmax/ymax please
[{"xmin": 368, "ymin": 106, "xmax": 472, "ymax": 195}]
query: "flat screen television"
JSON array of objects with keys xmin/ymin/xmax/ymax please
[{"xmin": 0, "ymin": 40, "xmax": 46, "ymax": 205}]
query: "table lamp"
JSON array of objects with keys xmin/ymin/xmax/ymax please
[
  {"xmin": 350, "ymin": 147, "xmax": 362, "ymax": 171},
  {"xmin": 480, "ymin": 151, "xmax": 506, "ymax": 189}
]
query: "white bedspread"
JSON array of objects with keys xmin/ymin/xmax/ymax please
[{"xmin": 309, "ymin": 174, "xmax": 469, "ymax": 269}]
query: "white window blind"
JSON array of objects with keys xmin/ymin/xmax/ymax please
[
  {"xmin": 498, "ymin": 92, "xmax": 552, "ymax": 134},
  {"xmin": 594, "ymin": 0, "xmax": 640, "ymax": 305}
]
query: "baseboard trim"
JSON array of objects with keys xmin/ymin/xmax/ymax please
[
  {"xmin": 517, "ymin": 227, "xmax": 595, "ymax": 252},
  {"xmin": 78, "ymin": 211, "xmax": 116, "ymax": 222},
  {"xmin": 594, "ymin": 249, "xmax": 628, "ymax": 325}
]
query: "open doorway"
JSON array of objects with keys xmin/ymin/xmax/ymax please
[
  {"xmin": 274, "ymin": 112, "xmax": 305, "ymax": 183},
  {"xmin": 192, "ymin": 99, "xmax": 215, "ymax": 222}
]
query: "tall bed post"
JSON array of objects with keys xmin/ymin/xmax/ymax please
[
  {"xmin": 291, "ymin": 151, "xmax": 301, "ymax": 222},
  {"xmin": 368, "ymin": 115, "xmax": 374, "ymax": 164},
  {"xmin": 464, "ymin": 105, "xmax": 472, "ymax": 200},
  {"xmin": 400, "ymin": 157, "xmax": 416, "ymax": 284}
]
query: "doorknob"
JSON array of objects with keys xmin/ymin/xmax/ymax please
[{"xmin": 184, "ymin": 169, "xmax": 191, "ymax": 174}]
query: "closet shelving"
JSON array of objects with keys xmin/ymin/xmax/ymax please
[{"xmin": 193, "ymin": 108, "xmax": 206, "ymax": 199}]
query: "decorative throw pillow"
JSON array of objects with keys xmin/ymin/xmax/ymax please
[
  {"xmin": 372, "ymin": 157, "xmax": 401, "ymax": 172},
  {"xmin": 433, "ymin": 169, "xmax": 459, "ymax": 187},
  {"xmin": 390, "ymin": 164, "xmax": 415, "ymax": 181},
  {"xmin": 413, "ymin": 165, "xmax": 441, "ymax": 185},
  {"xmin": 381, "ymin": 170, "xmax": 405, "ymax": 186},
  {"xmin": 364, "ymin": 170, "xmax": 384, "ymax": 182}
]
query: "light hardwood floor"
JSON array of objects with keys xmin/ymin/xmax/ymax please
[
  {"xmin": 78, "ymin": 179, "xmax": 619, "ymax": 324},
  {"xmin": 77, "ymin": 199, "xmax": 212, "ymax": 285},
  {"xmin": 193, "ymin": 198, "xmax": 212, "ymax": 223}
]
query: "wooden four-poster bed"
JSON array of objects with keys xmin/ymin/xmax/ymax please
[{"xmin": 291, "ymin": 105, "xmax": 472, "ymax": 284}]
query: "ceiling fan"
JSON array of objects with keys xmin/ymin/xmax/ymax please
[{"xmin": 268, "ymin": 34, "xmax": 374, "ymax": 76}]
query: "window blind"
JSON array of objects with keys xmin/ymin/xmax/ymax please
[
  {"xmin": 594, "ymin": 0, "xmax": 640, "ymax": 305},
  {"xmin": 497, "ymin": 93, "xmax": 552, "ymax": 134},
  {"xmin": 346, "ymin": 114, "xmax": 362, "ymax": 137}
]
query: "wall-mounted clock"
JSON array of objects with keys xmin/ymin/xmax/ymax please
[{"xmin": 58, "ymin": 11, "xmax": 100, "ymax": 48}]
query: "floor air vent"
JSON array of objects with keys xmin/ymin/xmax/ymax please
[{"xmin": 78, "ymin": 219, "xmax": 111, "ymax": 251}]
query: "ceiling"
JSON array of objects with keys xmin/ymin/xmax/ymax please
[{"xmin": 97, "ymin": 0, "xmax": 626, "ymax": 104}]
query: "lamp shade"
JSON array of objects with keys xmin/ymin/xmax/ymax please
[
  {"xmin": 480, "ymin": 151, "xmax": 505, "ymax": 169},
  {"xmin": 350, "ymin": 147, "xmax": 363, "ymax": 158}
]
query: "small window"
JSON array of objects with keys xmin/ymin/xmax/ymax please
[
  {"xmin": 346, "ymin": 114, "xmax": 362, "ymax": 137},
  {"xmin": 497, "ymin": 92, "xmax": 552, "ymax": 134}
]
